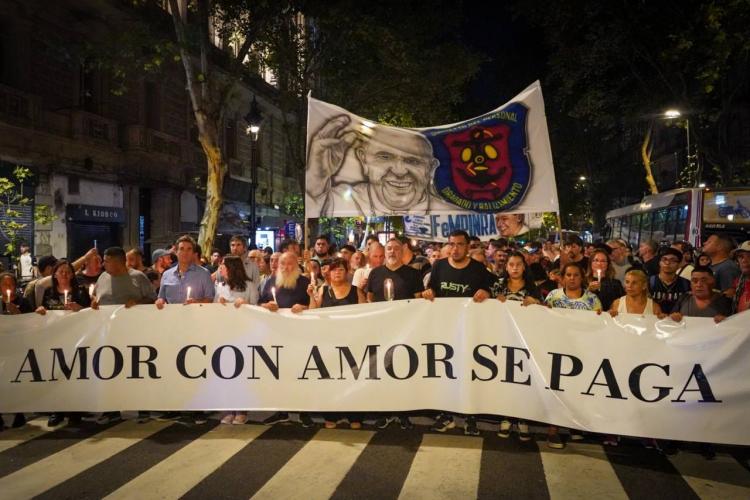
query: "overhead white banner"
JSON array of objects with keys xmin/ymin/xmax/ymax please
[
  {"xmin": 305, "ymin": 81, "xmax": 559, "ymax": 218},
  {"xmin": 404, "ymin": 212, "xmax": 544, "ymax": 242},
  {"xmin": 1, "ymin": 301, "xmax": 748, "ymax": 446}
]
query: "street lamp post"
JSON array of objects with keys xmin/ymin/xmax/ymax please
[
  {"xmin": 663, "ymin": 109, "xmax": 697, "ymax": 186},
  {"xmin": 244, "ymin": 95, "xmax": 263, "ymax": 247}
]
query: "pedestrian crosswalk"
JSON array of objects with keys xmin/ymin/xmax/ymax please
[{"xmin": 0, "ymin": 416, "xmax": 749, "ymax": 499}]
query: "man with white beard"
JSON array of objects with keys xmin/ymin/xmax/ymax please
[
  {"xmin": 258, "ymin": 251, "xmax": 310, "ymax": 313},
  {"xmin": 259, "ymin": 252, "xmax": 313, "ymax": 427}
]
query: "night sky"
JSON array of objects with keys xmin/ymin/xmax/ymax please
[{"xmin": 458, "ymin": 1, "xmax": 548, "ymax": 119}]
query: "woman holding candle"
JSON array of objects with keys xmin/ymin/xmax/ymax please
[
  {"xmin": 35, "ymin": 260, "xmax": 89, "ymax": 426},
  {"xmin": 543, "ymin": 262, "xmax": 601, "ymax": 449},
  {"xmin": 306, "ymin": 258, "xmax": 364, "ymax": 429},
  {"xmin": 214, "ymin": 255, "xmax": 258, "ymax": 308},
  {"xmin": 35, "ymin": 260, "xmax": 91, "ymax": 314},
  {"xmin": 214, "ymin": 256, "xmax": 255, "ymax": 425},
  {"xmin": 494, "ymin": 252, "xmax": 542, "ymax": 441},
  {"xmin": 0, "ymin": 272, "xmax": 32, "ymax": 314},
  {"xmin": 585, "ymin": 248, "xmax": 624, "ymax": 312}
]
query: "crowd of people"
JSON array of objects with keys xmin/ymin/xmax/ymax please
[{"xmin": 2, "ymin": 229, "xmax": 749, "ymax": 456}]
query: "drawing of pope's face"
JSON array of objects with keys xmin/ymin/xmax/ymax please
[{"xmin": 356, "ymin": 128, "xmax": 438, "ymax": 210}]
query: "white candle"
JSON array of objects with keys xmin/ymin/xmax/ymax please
[
  {"xmin": 596, "ymin": 269, "xmax": 602, "ymax": 281},
  {"xmin": 89, "ymin": 284, "xmax": 95, "ymax": 298},
  {"xmin": 271, "ymin": 286, "xmax": 278, "ymax": 303},
  {"xmin": 186, "ymin": 286, "xmax": 192, "ymax": 302},
  {"xmin": 63, "ymin": 289, "xmax": 69, "ymax": 305},
  {"xmin": 384, "ymin": 278, "xmax": 394, "ymax": 301},
  {"xmin": 5, "ymin": 289, "xmax": 10, "ymax": 303}
]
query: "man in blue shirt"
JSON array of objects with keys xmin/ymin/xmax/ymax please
[
  {"xmin": 156, "ymin": 235, "xmax": 215, "ymax": 308},
  {"xmin": 154, "ymin": 235, "xmax": 214, "ymax": 424}
]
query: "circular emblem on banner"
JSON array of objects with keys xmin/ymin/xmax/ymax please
[{"xmin": 425, "ymin": 103, "xmax": 532, "ymax": 213}]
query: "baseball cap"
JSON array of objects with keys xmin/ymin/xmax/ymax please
[
  {"xmin": 152, "ymin": 249, "xmax": 169, "ymax": 263},
  {"xmin": 733, "ymin": 240, "xmax": 750, "ymax": 257}
]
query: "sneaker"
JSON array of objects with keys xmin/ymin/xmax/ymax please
[
  {"xmin": 430, "ymin": 414, "xmax": 455, "ymax": 433},
  {"xmin": 375, "ymin": 416, "xmax": 394, "ymax": 429},
  {"xmin": 157, "ymin": 412, "xmax": 182, "ymax": 421},
  {"xmin": 96, "ymin": 412, "xmax": 121, "ymax": 425},
  {"xmin": 262, "ymin": 412, "xmax": 290, "ymax": 426},
  {"xmin": 220, "ymin": 413, "xmax": 234, "ymax": 425},
  {"xmin": 350, "ymin": 420, "xmax": 362, "ymax": 430},
  {"xmin": 603, "ymin": 434, "xmax": 619, "ymax": 447},
  {"xmin": 232, "ymin": 414, "xmax": 248, "ymax": 425},
  {"xmin": 136, "ymin": 412, "xmax": 151, "ymax": 424},
  {"xmin": 517, "ymin": 421, "xmax": 532, "ymax": 442},
  {"xmin": 193, "ymin": 413, "xmax": 208, "ymax": 425},
  {"xmin": 569, "ymin": 430, "xmax": 584, "ymax": 441},
  {"xmin": 464, "ymin": 416, "xmax": 480, "ymax": 436},
  {"xmin": 12, "ymin": 413, "xmax": 27, "ymax": 428},
  {"xmin": 299, "ymin": 413, "xmax": 315, "ymax": 428},
  {"xmin": 47, "ymin": 414, "xmax": 65, "ymax": 427},
  {"xmin": 324, "ymin": 420, "xmax": 337, "ymax": 429},
  {"xmin": 497, "ymin": 419, "xmax": 512, "ymax": 438},
  {"xmin": 399, "ymin": 416, "xmax": 413, "ymax": 430},
  {"xmin": 547, "ymin": 432, "xmax": 565, "ymax": 449}
]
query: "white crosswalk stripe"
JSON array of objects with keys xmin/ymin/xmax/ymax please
[
  {"xmin": 0, "ymin": 419, "xmax": 748, "ymax": 499},
  {"xmin": 0, "ymin": 419, "xmax": 171, "ymax": 498},
  {"xmin": 105, "ymin": 423, "xmax": 266, "ymax": 500},
  {"xmin": 539, "ymin": 442, "xmax": 628, "ymax": 499},
  {"xmin": 669, "ymin": 451, "xmax": 750, "ymax": 499},
  {"xmin": 251, "ymin": 428, "xmax": 374, "ymax": 500},
  {"xmin": 0, "ymin": 417, "xmax": 57, "ymax": 453},
  {"xmin": 398, "ymin": 433, "xmax": 483, "ymax": 500}
]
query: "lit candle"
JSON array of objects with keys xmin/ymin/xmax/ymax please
[
  {"xmin": 271, "ymin": 286, "xmax": 278, "ymax": 303},
  {"xmin": 186, "ymin": 286, "xmax": 192, "ymax": 302},
  {"xmin": 89, "ymin": 284, "xmax": 95, "ymax": 298},
  {"xmin": 596, "ymin": 269, "xmax": 602, "ymax": 281},
  {"xmin": 5, "ymin": 289, "xmax": 10, "ymax": 303},
  {"xmin": 63, "ymin": 289, "xmax": 69, "ymax": 305},
  {"xmin": 384, "ymin": 278, "xmax": 394, "ymax": 301}
]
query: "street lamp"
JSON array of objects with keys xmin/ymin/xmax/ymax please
[
  {"xmin": 663, "ymin": 109, "xmax": 697, "ymax": 186},
  {"xmin": 244, "ymin": 96, "xmax": 263, "ymax": 141},
  {"xmin": 245, "ymin": 95, "xmax": 264, "ymax": 247}
]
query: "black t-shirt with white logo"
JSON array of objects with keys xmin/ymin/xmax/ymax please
[
  {"xmin": 649, "ymin": 274, "xmax": 691, "ymax": 313},
  {"xmin": 428, "ymin": 258, "xmax": 497, "ymax": 298},
  {"xmin": 366, "ymin": 265, "xmax": 423, "ymax": 302}
]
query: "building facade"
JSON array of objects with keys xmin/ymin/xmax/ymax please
[{"xmin": 0, "ymin": 0, "xmax": 302, "ymax": 263}]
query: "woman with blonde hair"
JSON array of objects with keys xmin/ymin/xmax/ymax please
[{"xmin": 609, "ymin": 268, "xmax": 664, "ymax": 317}]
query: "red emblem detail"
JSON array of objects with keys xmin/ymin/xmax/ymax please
[{"xmin": 443, "ymin": 125, "xmax": 512, "ymax": 201}]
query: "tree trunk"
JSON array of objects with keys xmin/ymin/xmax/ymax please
[
  {"xmin": 641, "ymin": 124, "xmax": 659, "ymax": 194},
  {"xmin": 197, "ymin": 119, "xmax": 226, "ymax": 256}
]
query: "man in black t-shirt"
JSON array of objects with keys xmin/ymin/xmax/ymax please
[
  {"xmin": 423, "ymin": 229, "xmax": 494, "ymax": 436},
  {"xmin": 423, "ymin": 232, "xmax": 496, "ymax": 302},
  {"xmin": 649, "ymin": 247, "xmax": 691, "ymax": 313},
  {"xmin": 364, "ymin": 237, "xmax": 422, "ymax": 431},
  {"xmin": 365, "ymin": 239, "xmax": 423, "ymax": 302}
]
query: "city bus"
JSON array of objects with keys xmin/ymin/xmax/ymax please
[{"xmin": 604, "ymin": 187, "xmax": 750, "ymax": 248}]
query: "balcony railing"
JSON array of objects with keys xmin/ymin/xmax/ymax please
[
  {"xmin": 71, "ymin": 110, "xmax": 118, "ymax": 146},
  {"xmin": 0, "ymin": 83, "xmax": 41, "ymax": 126}
]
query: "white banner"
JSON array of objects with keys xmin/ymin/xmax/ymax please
[
  {"xmin": 305, "ymin": 82, "xmax": 559, "ymax": 218},
  {"xmin": 404, "ymin": 212, "xmax": 544, "ymax": 242},
  {"xmin": 1, "ymin": 301, "xmax": 748, "ymax": 445}
]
